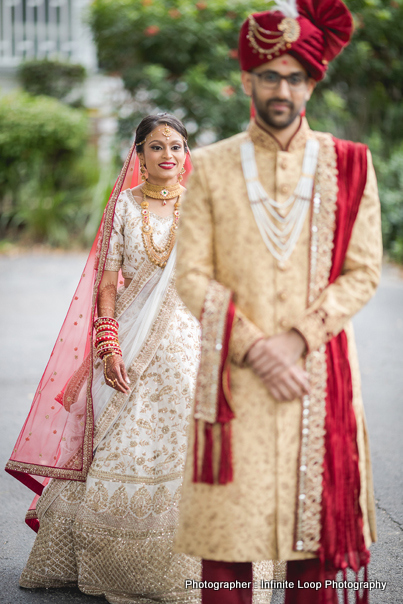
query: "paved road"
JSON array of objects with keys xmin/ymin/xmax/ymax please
[{"xmin": 0, "ymin": 254, "xmax": 402, "ymax": 604}]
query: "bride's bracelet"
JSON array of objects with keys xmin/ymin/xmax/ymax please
[{"xmin": 94, "ymin": 316, "xmax": 122, "ymax": 359}]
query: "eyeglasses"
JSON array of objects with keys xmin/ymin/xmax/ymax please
[{"xmin": 251, "ymin": 70, "xmax": 308, "ymax": 90}]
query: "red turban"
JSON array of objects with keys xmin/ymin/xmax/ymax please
[{"xmin": 238, "ymin": 0, "xmax": 353, "ymax": 81}]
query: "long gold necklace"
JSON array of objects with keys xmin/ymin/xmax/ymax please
[
  {"xmin": 142, "ymin": 180, "xmax": 182, "ymax": 206},
  {"xmin": 141, "ymin": 191, "xmax": 181, "ymax": 268}
]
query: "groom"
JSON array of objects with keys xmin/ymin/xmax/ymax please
[{"xmin": 175, "ymin": 1, "xmax": 381, "ymax": 603}]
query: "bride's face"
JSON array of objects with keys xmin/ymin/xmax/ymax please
[{"xmin": 141, "ymin": 126, "xmax": 186, "ymax": 182}]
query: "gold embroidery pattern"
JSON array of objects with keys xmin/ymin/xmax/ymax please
[
  {"xmin": 114, "ymin": 259, "xmax": 159, "ymax": 319},
  {"xmin": 62, "ymin": 354, "xmax": 91, "ymax": 412},
  {"xmin": 93, "ymin": 280, "xmax": 179, "ymax": 449},
  {"xmin": 194, "ymin": 280, "xmax": 232, "ymax": 424},
  {"xmin": 295, "ymin": 134, "xmax": 338, "ymax": 553},
  {"xmin": 89, "ymin": 468, "xmax": 183, "ymax": 485},
  {"xmin": 78, "ymin": 140, "xmax": 138, "ymax": 484},
  {"xmin": 129, "ymin": 486, "xmax": 153, "ymax": 518}
]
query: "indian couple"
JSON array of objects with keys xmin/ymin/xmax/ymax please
[{"xmin": 6, "ymin": 1, "xmax": 381, "ymax": 604}]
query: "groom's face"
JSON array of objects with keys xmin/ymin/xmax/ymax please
[{"xmin": 241, "ymin": 54, "xmax": 316, "ymax": 130}]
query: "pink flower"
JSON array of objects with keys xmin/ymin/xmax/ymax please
[
  {"xmin": 144, "ymin": 25, "xmax": 160, "ymax": 36},
  {"xmin": 222, "ymin": 85, "xmax": 235, "ymax": 97},
  {"xmin": 169, "ymin": 8, "xmax": 181, "ymax": 18},
  {"xmin": 228, "ymin": 49, "xmax": 238, "ymax": 59},
  {"xmin": 196, "ymin": 2, "xmax": 207, "ymax": 10}
]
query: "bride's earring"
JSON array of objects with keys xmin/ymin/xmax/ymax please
[
  {"xmin": 178, "ymin": 165, "xmax": 186, "ymax": 183},
  {"xmin": 140, "ymin": 159, "xmax": 148, "ymax": 182}
]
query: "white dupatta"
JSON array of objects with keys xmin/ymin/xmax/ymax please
[
  {"xmin": 92, "ymin": 247, "xmax": 177, "ymax": 425},
  {"xmin": 58, "ymin": 246, "xmax": 177, "ymax": 464}
]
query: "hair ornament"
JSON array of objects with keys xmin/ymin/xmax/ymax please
[{"xmin": 136, "ymin": 123, "xmax": 187, "ymax": 148}]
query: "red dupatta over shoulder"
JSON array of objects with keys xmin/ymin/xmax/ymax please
[{"xmin": 5, "ymin": 142, "xmax": 138, "ymax": 500}]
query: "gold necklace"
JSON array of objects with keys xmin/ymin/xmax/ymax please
[
  {"xmin": 142, "ymin": 181, "xmax": 182, "ymax": 206},
  {"xmin": 141, "ymin": 191, "xmax": 181, "ymax": 268}
]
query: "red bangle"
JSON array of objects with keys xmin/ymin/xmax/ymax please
[
  {"xmin": 98, "ymin": 346, "xmax": 122, "ymax": 359},
  {"xmin": 95, "ymin": 317, "xmax": 119, "ymax": 330}
]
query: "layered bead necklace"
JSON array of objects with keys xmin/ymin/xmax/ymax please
[
  {"xmin": 141, "ymin": 182, "xmax": 181, "ymax": 269},
  {"xmin": 241, "ymin": 137, "xmax": 320, "ymax": 263}
]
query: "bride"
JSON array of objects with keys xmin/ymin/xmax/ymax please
[{"xmin": 7, "ymin": 114, "xmax": 202, "ymax": 603}]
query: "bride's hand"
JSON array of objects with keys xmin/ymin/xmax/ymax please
[{"xmin": 104, "ymin": 354, "xmax": 131, "ymax": 394}]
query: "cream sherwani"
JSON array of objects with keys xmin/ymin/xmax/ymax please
[{"xmin": 174, "ymin": 118, "xmax": 381, "ymax": 562}]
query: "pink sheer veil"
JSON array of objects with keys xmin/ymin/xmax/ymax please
[{"xmin": 6, "ymin": 137, "xmax": 192, "ymax": 531}]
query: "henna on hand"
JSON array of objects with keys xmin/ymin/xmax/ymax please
[
  {"xmin": 98, "ymin": 275, "xmax": 118, "ymax": 318},
  {"xmin": 104, "ymin": 354, "xmax": 130, "ymax": 394}
]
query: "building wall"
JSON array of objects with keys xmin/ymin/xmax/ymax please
[{"xmin": 0, "ymin": 0, "xmax": 96, "ymax": 69}]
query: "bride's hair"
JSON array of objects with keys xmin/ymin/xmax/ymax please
[{"xmin": 135, "ymin": 113, "xmax": 188, "ymax": 153}]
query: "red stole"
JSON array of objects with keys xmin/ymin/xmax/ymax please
[{"xmin": 320, "ymin": 140, "xmax": 370, "ymax": 589}]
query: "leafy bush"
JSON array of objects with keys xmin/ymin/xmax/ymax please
[
  {"xmin": 0, "ymin": 92, "xmax": 98, "ymax": 246},
  {"xmin": 89, "ymin": 0, "xmax": 271, "ymax": 145},
  {"xmin": 372, "ymin": 143, "xmax": 403, "ymax": 263},
  {"xmin": 18, "ymin": 59, "xmax": 86, "ymax": 105},
  {"xmin": 88, "ymin": 0, "xmax": 403, "ymax": 260}
]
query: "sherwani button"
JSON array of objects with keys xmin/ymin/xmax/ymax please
[
  {"xmin": 278, "ymin": 261, "xmax": 288, "ymax": 271},
  {"xmin": 280, "ymin": 184, "xmax": 290, "ymax": 195},
  {"xmin": 278, "ymin": 291, "xmax": 287, "ymax": 301},
  {"xmin": 279, "ymin": 318, "xmax": 288, "ymax": 328}
]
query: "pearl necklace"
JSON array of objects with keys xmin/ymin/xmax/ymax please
[
  {"xmin": 141, "ymin": 191, "xmax": 181, "ymax": 268},
  {"xmin": 241, "ymin": 137, "xmax": 320, "ymax": 262}
]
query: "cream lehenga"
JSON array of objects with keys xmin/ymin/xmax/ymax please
[{"xmin": 18, "ymin": 188, "xmax": 203, "ymax": 603}]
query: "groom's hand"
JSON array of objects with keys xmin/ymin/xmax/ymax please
[{"xmin": 246, "ymin": 330, "xmax": 310, "ymax": 402}]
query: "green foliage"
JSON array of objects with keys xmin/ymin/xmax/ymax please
[
  {"xmin": 18, "ymin": 59, "xmax": 86, "ymax": 105},
  {"xmin": 89, "ymin": 0, "xmax": 272, "ymax": 144},
  {"xmin": 88, "ymin": 0, "xmax": 403, "ymax": 260},
  {"xmin": 309, "ymin": 0, "xmax": 403, "ymax": 147},
  {"xmin": 0, "ymin": 92, "xmax": 98, "ymax": 246},
  {"xmin": 372, "ymin": 141, "xmax": 403, "ymax": 263}
]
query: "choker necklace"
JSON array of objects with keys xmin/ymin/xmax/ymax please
[
  {"xmin": 141, "ymin": 191, "xmax": 181, "ymax": 268},
  {"xmin": 142, "ymin": 181, "xmax": 182, "ymax": 206}
]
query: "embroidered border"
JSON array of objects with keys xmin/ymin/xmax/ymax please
[
  {"xmin": 87, "ymin": 469, "xmax": 183, "ymax": 484},
  {"xmin": 294, "ymin": 133, "xmax": 338, "ymax": 553},
  {"xmin": 115, "ymin": 259, "xmax": 159, "ymax": 319},
  {"xmin": 193, "ymin": 280, "xmax": 232, "ymax": 424}
]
